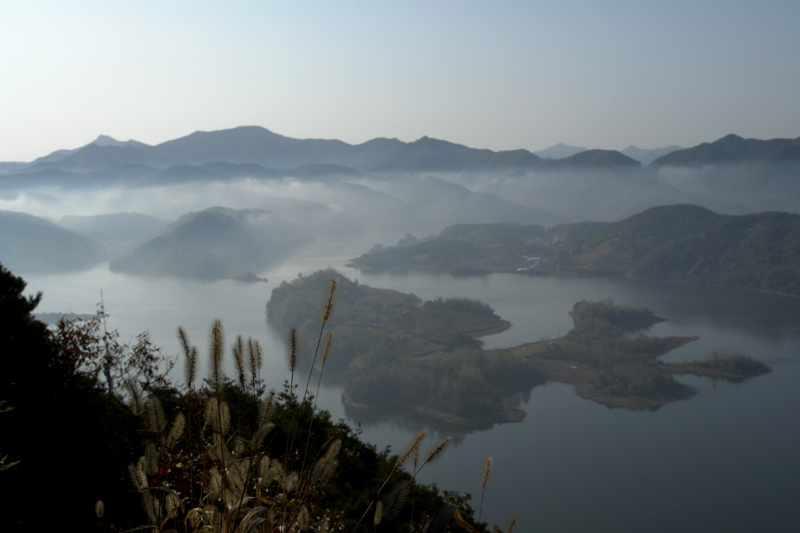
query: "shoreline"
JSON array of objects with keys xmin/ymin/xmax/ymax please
[{"xmin": 350, "ymin": 262, "xmax": 800, "ymax": 300}]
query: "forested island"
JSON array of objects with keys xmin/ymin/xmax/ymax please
[
  {"xmin": 267, "ymin": 270, "xmax": 771, "ymax": 426},
  {"xmin": 349, "ymin": 204, "xmax": 800, "ymax": 296}
]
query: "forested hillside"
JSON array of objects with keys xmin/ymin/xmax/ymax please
[
  {"xmin": 351, "ymin": 205, "xmax": 800, "ymax": 296},
  {"xmin": 0, "ymin": 262, "xmax": 488, "ymax": 532}
]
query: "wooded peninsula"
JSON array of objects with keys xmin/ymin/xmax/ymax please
[
  {"xmin": 267, "ymin": 270, "xmax": 770, "ymax": 428},
  {"xmin": 348, "ymin": 204, "xmax": 800, "ymax": 297}
]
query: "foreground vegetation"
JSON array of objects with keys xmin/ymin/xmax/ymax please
[{"xmin": 0, "ymin": 263, "xmax": 500, "ymax": 532}]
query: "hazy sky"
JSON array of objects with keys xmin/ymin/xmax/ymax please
[{"xmin": 2, "ymin": 0, "xmax": 799, "ymax": 161}]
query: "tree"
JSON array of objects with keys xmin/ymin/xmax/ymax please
[{"xmin": 0, "ymin": 262, "xmax": 142, "ymax": 531}]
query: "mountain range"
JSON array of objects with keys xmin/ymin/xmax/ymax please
[
  {"xmin": 1, "ymin": 127, "xmax": 799, "ymax": 231},
  {"xmin": 2, "ymin": 127, "xmax": 795, "ymax": 177}
]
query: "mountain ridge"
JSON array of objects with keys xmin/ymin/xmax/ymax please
[{"xmin": 2, "ymin": 126, "xmax": 652, "ymax": 176}]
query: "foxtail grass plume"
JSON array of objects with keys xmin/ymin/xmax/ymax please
[
  {"xmin": 506, "ymin": 517, "xmax": 517, "ymax": 533},
  {"xmin": 251, "ymin": 390, "xmax": 276, "ymax": 449},
  {"xmin": 282, "ymin": 470, "xmax": 300, "ymax": 494},
  {"xmin": 146, "ymin": 397, "xmax": 166, "ymax": 435},
  {"xmin": 226, "ymin": 458, "xmax": 249, "ymax": 497},
  {"xmin": 286, "ymin": 327, "xmax": 298, "ymax": 372},
  {"xmin": 297, "ymin": 506, "xmax": 311, "ymax": 531},
  {"xmin": 164, "ymin": 491, "xmax": 181, "ymax": 520},
  {"xmin": 128, "ymin": 463, "xmax": 148, "ymax": 492},
  {"xmin": 208, "ymin": 467, "xmax": 223, "ymax": 500},
  {"xmin": 126, "ymin": 381, "xmax": 145, "ymax": 417},
  {"xmin": 143, "ymin": 441, "xmax": 159, "ymax": 476},
  {"xmin": 321, "ymin": 332, "xmax": 334, "ymax": 368},
  {"xmin": 209, "ymin": 319, "xmax": 224, "ymax": 390},
  {"xmin": 177, "ymin": 326, "xmax": 191, "ymax": 358},
  {"xmin": 321, "ymin": 278, "xmax": 337, "ymax": 325},
  {"xmin": 311, "ymin": 439, "xmax": 341, "ymax": 485},
  {"xmin": 247, "ymin": 338, "xmax": 262, "ymax": 385},
  {"xmin": 397, "ymin": 430, "xmax": 427, "ymax": 469},
  {"xmin": 185, "ymin": 346, "xmax": 198, "ymax": 389},
  {"xmin": 204, "ymin": 397, "xmax": 231, "ymax": 436},
  {"xmin": 233, "ymin": 335, "xmax": 246, "ymax": 389},
  {"xmin": 452, "ymin": 508, "xmax": 479, "ymax": 532},
  {"xmin": 166, "ymin": 412, "xmax": 186, "ymax": 450},
  {"xmin": 178, "ymin": 327, "xmax": 197, "ymax": 388},
  {"xmin": 424, "ymin": 436, "xmax": 451, "ymax": 465},
  {"xmin": 208, "ymin": 433, "xmax": 231, "ymax": 465},
  {"xmin": 479, "ymin": 456, "xmax": 493, "ymax": 522},
  {"xmin": 258, "ymin": 390, "xmax": 276, "ymax": 426}
]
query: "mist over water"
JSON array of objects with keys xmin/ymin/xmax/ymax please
[{"xmin": 23, "ymin": 236, "xmax": 800, "ymax": 533}]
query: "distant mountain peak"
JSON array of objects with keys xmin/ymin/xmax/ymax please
[
  {"xmin": 534, "ymin": 143, "xmax": 587, "ymax": 160},
  {"xmin": 650, "ymin": 134, "xmax": 800, "ymax": 167},
  {"xmin": 93, "ymin": 134, "xmax": 121, "ymax": 146},
  {"xmin": 558, "ymin": 149, "xmax": 641, "ymax": 168},
  {"xmin": 91, "ymin": 134, "xmax": 148, "ymax": 149},
  {"xmin": 717, "ymin": 133, "xmax": 744, "ymax": 143},
  {"xmin": 621, "ymin": 145, "xmax": 682, "ymax": 166}
]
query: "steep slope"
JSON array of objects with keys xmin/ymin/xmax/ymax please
[
  {"xmin": 651, "ymin": 134, "xmax": 800, "ymax": 212},
  {"xmin": 112, "ymin": 207, "xmax": 310, "ymax": 279},
  {"xmin": 534, "ymin": 143, "xmax": 587, "ymax": 159},
  {"xmin": 59, "ymin": 212, "xmax": 168, "ymax": 244},
  {"xmin": 650, "ymin": 134, "xmax": 800, "ymax": 167},
  {"xmin": 0, "ymin": 210, "xmax": 103, "ymax": 272},
  {"xmin": 543, "ymin": 149, "xmax": 641, "ymax": 169},
  {"xmin": 546, "ymin": 205, "xmax": 800, "ymax": 294}
]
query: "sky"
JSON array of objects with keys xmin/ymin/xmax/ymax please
[{"xmin": 2, "ymin": 0, "xmax": 799, "ymax": 161}]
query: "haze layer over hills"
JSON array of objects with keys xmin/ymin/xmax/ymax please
[{"xmin": 1, "ymin": 126, "xmax": 798, "ymax": 276}]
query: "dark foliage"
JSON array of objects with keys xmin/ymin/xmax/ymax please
[
  {"xmin": 0, "ymin": 262, "xmax": 142, "ymax": 531},
  {"xmin": 0, "ymin": 264, "xmax": 488, "ymax": 531}
]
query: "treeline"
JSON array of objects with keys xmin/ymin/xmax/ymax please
[{"xmin": 569, "ymin": 299, "xmax": 662, "ymax": 331}]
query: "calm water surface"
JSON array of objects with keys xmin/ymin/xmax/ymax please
[{"xmin": 24, "ymin": 237, "xmax": 800, "ymax": 532}]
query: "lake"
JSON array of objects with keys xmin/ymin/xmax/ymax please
[{"xmin": 23, "ymin": 235, "xmax": 800, "ymax": 532}]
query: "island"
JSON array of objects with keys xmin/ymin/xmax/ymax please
[{"xmin": 267, "ymin": 270, "xmax": 771, "ymax": 428}]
